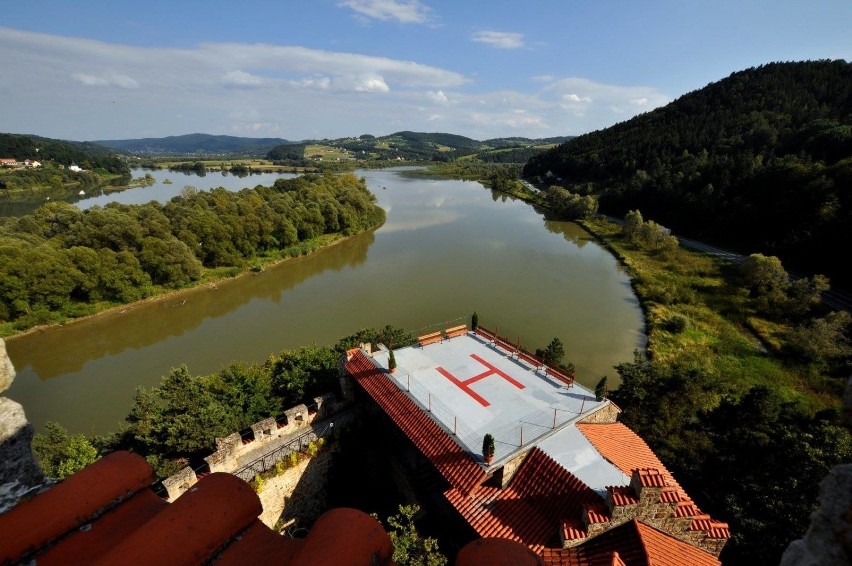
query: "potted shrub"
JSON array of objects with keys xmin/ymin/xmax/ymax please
[
  {"xmin": 388, "ymin": 349, "xmax": 397, "ymax": 374},
  {"xmin": 482, "ymin": 433, "xmax": 495, "ymax": 465}
]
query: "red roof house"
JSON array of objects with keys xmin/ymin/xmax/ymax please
[{"xmin": 343, "ymin": 326, "xmax": 729, "ymax": 564}]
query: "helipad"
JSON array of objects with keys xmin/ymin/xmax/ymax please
[{"xmin": 368, "ymin": 329, "xmax": 609, "ymax": 465}]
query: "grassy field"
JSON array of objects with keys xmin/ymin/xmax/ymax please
[
  {"xmin": 151, "ymin": 158, "xmax": 316, "ymax": 172},
  {"xmin": 581, "ymin": 216, "xmax": 841, "ymax": 410}
]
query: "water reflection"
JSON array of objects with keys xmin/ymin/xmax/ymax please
[
  {"xmin": 543, "ymin": 219, "xmax": 593, "ymax": 249},
  {"xmin": 8, "ymin": 230, "xmax": 374, "ymax": 380},
  {"xmin": 4, "ymin": 168, "xmax": 645, "ymax": 433}
]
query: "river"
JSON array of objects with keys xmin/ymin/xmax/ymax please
[{"xmin": 4, "ymin": 168, "xmax": 645, "ymax": 434}]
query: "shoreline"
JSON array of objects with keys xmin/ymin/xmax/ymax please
[{"xmin": 4, "ymin": 225, "xmax": 381, "ymax": 342}]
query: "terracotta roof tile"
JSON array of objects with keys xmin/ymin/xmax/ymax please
[
  {"xmin": 576, "ymin": 424, "xmax": 681, "ymax": 491},
  {"xmin": 577, "ymin": 423, "xmax": 729, "ymax": 542},
  {"xmin": 659, "ymin": 488, "xmax": 685, "ymax": 503},
  {"xmin": 0, "ymin": 451, "xmax": 397, "ymax": 566},
  {"xmin": 562, "ymin": 519, "xmax": 588, "ymax": 541},
  {"xmin": 446, "ymin": 448, "xmax": 602, "ymax": 552},
  {"xmin": 608, "ymin": 486, "xmax": 638, "ymax": 506},
  {"xmin": 345, "ymin": 350, "xmax": 486, "ymax": 494},
  {"xmin": 584, "ymin": 504, "xmax": 610, "ymax": 524},
  {"xmin": 634, "ymin": 468, "xmax": 668, "ymax": 488},
  {"xmin": 546, "ymin": 519, "xmax": 722, "ymax": 566},
  {"xmin": 634, "ymin": 520, "xmax": 722, "ymax": 566},
  {"xmin": 0, "ymin": 451, "xmax": 154, "ymax": 564}
]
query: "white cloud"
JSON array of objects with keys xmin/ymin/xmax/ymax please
[
  {"xmin": 425, "ymin": 89, "xmax": 448, "ymax": 103},
  {"xmin": 290, "ymin": 76, "xmax": 332, "ymax": 90},
  {"xmin": 71, "ymin": 71, "xmax": 139, "ymax": 89},
  {"xmin": 351, "ymin": 74, "xmax": 390, "ymax": 92},
  {"xmin": 0, "ymin": 27, "xmax": 670, "ymax": 142},
  {"xmin": 338, "ymin": 0, "xmax": 431, "ymax": 24},
  {"xmin": 222, "ymin": 70, "xmax": 265, "ymax": 89},
  {"xmin": 532, "ymin": 75, "xmax": 554, "ymax": 83},
  {"xmin": 471, "ymin": 30, "xmax": 524, "ymax": 49}
]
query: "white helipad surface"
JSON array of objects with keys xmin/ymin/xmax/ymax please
[{"xmin": 370, "ymin": 332, "xmax": 610, "ymax": 465}]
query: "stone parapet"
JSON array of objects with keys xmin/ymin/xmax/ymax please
[{"xmin": 162, "ymin": 466, "xmax": 197, "ymax": 502}]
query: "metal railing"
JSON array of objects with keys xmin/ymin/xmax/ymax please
[{"xmin": 233, "ymin": 420, "xmax": 337, "ymax": 483}]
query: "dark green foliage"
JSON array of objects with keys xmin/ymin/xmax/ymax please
[
  {"xmin": 594, "ymin": 376, "xmax": 608, "ymax": 401},
  {"xmin": 739, "ymin": 253, "xmax": 830, "ymax": 319},
  {"xmin": 787, "ymin": 312, "xmax": 852, "ymax": 362},
  {"xmin": 536, "ymin": 337, "xmax": 565, "ymax": 365},
  {"xmin": 482, "ymin": 434, "xmax": 495, "ymax": 459},
  {"xmin": 0, "ymin": 133, "xmax": 129, "ymax": 175},
  {"xmin": 334, "ymin": 325, "xmax": 416, "ymax": 352},
  {"xmin": 266, "ymin": 143, "xmax": 307, "ymax": 162},
  {"xmin": 622, "ymin": 210, "xmax": 678, "ymax": 253},
  {"xmin": 388, "ymin": 349, "xmax": 397, "ymax": 370},
  {"xmin": 525, "ymin": 61, "xmax": 852, "ymax": 284},
  {"xmin": 546, "ymin": 187, "xmax": 598, "ymax": 219},
  {"xmin": 611, "ymin": 353, "xmax": 852, "ymax": 565},
  {"xmin": 0, "ymin": 173, "xmax": 384, "ymax": 329},
  {"xmin": 268, "ymin": 345, "xmax": 340, "ymax": 405},
  {"xmin": 31, "ymin": 421, "xmax": 99, "ymax": 479},
  {"xmin": 385, "ymin": 504, "xmax": 448, "ymax": 566},
  {"xmin": 662, "ymin": 314, "xmax": 688, "ymax": 334},
  {"xmin": 95, "ymin": 134, "xmax": 289, "ymax": 156}
]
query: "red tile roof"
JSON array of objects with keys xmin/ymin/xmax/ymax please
[
  {"xmin": 634, "ymin": 520, "xmax": 722, "ymax": 566},
  {"xmin": 446, "ymin": 448, "xmax": 601, "ymax": 552},
  {"xmin": 542, "ymin": 520, "xmax": 722, "ymax": 566},
  {"xmin": 345, "ymin": 350, "xmax": 486, "ymax": 494},
  {"xmin": 608, "ymin": 486, "xmax": 638, "ymax": 506},
  {"xmin": 577, "ymin": 423, "xmax": 730, "ymax": 542},
  {"xmin": 577, "ymin": 423, "xmax": 681, "ymax": 491},
  {"xmin": 0, "ymin": 451, "xmax": 396, "ymax": 566}
]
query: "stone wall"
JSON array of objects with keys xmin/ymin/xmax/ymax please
[
  {"xmin": 0, "ymin": 338, "xmax": 45, "ymax": 514},
  {"xmin": 578, "ymin": 401, "xmax": 620, "ymax": 424},
  {"xmin": 258, "ymin": 450, "xmax": 335, "ymax": 529},
  {"xmin": 163, "ymin": 394, "xmax": 349, "ymax": 501}
]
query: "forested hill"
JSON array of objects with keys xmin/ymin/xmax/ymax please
[
  {"xmin": 0, "ymin": 133, "xmax": 128, "ymax": 175},
  {"xmin": 95, "ymin": 133, "xmax": 290, "ymax": 156},
  {"xmin": 524, "ymin": 60, "xmax": 852, "ymax": 285}
]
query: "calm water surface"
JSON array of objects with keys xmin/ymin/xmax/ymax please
[{"xmin": 5, "ymin": 168, "xmax": 645, "ymax": 433}]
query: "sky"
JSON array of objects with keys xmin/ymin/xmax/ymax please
[{"xmin": 1, "ymin": 0, "xmax": 850, "ymax": 142}]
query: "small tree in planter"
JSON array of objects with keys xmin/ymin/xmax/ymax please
[
  {"xmin": 471, "ymin": 311, "xmax": 479, "ymax": 330},
  {"xmin": 482, "ymin": 433, "xmax": 495, "ymax": 464},
  {"xmin": 388, "ymin": 349, "xmax": 397, "ymax": 374},
  {"xmin": 595, "ymin": 376, "xmax": 608, "ymax": 401}
]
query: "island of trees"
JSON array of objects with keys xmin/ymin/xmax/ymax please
[{"xmin": 0, "ymin": 172, "xmax": 384, "ymax": 334}]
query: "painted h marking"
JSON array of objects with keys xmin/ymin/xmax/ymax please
[{"xmin": 437, "ymin": 354, "xmax": 526, "ymax": 407}]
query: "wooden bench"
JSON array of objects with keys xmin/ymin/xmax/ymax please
[
  {"xmin": 546, "ymin": 366, "xmax": 575, "ymax": 387},
  {"xmin": 475, "ymin": 327, "xmax": 495, "ymax": 341},
  {"xmin": 418, "ymin": 331, "xmax": 443, "ymax": 347},
  {"xmin": 517, "ymin": 351, "xmax": 544, "ymax": 369},
  {"xmin": 444, "ymin": 325, "xmax": 467, "ymax": 339}
]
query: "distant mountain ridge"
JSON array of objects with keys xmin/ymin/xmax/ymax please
[
  {"xmin": 95, "ymin": 131, "xmax": 573, "ymax": 161},
  {"xmin": 95, "ymin": 133, "xmax": 291, "ymax": 156},
  {"xmin": 524, "ymin": 60, "xmax": 852, "ymax": 284}
]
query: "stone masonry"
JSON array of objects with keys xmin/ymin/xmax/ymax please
[{"xmin": 0, "ymin": 338, "xmax": 45, "ymax": 513}]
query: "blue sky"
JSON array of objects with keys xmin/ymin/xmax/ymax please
[{"xmin": 1, "ymin": 0, "xmax": 849, "ymax": 141}]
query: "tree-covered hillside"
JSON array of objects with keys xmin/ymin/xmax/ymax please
[
  {"xmin": 524, "ymin": 60, "xmax": 852, "ymax": 285},
  {"xmin": 95, "ymin": 133, "xmax": 290, "ymax": 156},
  {"xmin": 0, "ymin": 133, "xmax": 129, "ymax": 175}
]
